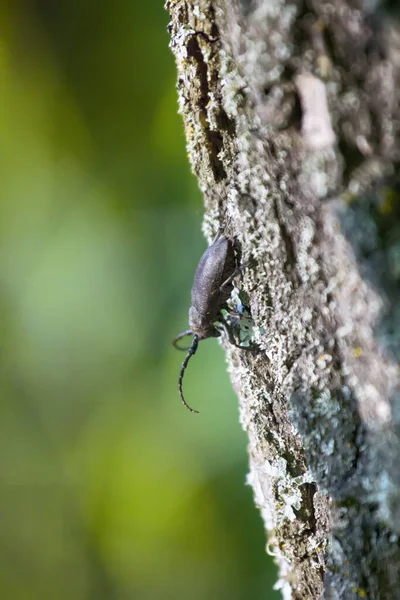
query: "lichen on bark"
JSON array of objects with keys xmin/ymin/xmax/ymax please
[{"xmin": 166, "ymin": 1, "xmax": 400, "ymax": 598}]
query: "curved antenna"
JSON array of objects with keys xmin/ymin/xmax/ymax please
[
  {"xmin": 172, "ymin": 329, "xmax": 193, "ymax": 351},
  {"xmin": 178, "ymin": 334, "xmax": 200, "ymax": 414}
]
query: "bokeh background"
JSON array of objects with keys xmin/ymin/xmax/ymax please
[{"xmin": 0, "ymin": 2, "xmax": 279, "ymax": 598}]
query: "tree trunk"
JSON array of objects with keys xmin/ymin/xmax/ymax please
[{"xmin": 166, "ymin": 1, "xmax": 400, "ymax": 598}]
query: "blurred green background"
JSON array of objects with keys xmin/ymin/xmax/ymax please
[{"xmin": 0, "ymin": 2, "xmax": 278, "ymax": 598}]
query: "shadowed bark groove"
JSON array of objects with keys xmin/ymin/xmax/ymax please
[{"xmin": 166, "ymin": 1, "xmax": 400, "ymax": 598}]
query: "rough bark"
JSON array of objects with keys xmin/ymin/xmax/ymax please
[{"xmin": 166, "ymin": 1, "xmax": 400, "ymax": 598}]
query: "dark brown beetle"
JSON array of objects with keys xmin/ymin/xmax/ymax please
[{"xmin": 172, "ymin": 232, "xmax": 246, "ymax": 414}]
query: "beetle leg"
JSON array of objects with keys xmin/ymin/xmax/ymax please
[
  {"xmin": 218, "ymin": 267, "xmax": 242, "ymax": 293},
  {"xmin": 218, "ymin": 257, "xmax": 252, "ymax": 293},
  {"xmin": 218, "ymin": 314, "xmax": 255, "ymax": 351}
]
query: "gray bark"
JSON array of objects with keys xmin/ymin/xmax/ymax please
[{"xmin": 166, "ymin": 1, "xmax": 400, "ymax": 598}]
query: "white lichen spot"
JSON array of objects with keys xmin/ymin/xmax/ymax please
[
  {"xmin": 274, "ymin": 555, "xmax": 294, "ymax": 600},
  {"xmin": 316, "ymin": 353, "xmax": 332, "ymax": 369},
  {"xmin": 279, "ymin": 180, "xmax": 287, "ymax": 192},
  {"xmin": 295, "ymin": 73, "xmax": 335, "ymax": 151},
  {"xmin": 192, "ymin": 5, "xmax": 206, "ymax": 20},
  {"xmin": 296, "ymin": 217, "xmax": 319, "ymax": 283}
]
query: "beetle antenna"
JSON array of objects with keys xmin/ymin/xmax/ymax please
[
  {"xmin": 178, "ymin": 334, "xmax": 200, "ymax": 414},
  {"xmin": 172, "ymin": 329, "xmax": 193, "ymax": 350}
]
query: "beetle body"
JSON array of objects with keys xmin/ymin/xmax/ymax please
[
  {"xmin": 189, "ymin": 236, "xmax": 236, "ymax": 339},
  {"xmin": 173, "ymin": 234, "xmax": 240, "ymax": 414}
]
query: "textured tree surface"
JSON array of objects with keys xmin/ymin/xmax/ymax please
[{"xmin": 166, "ymin": 1, "xmax": 400, "ymax": 598}]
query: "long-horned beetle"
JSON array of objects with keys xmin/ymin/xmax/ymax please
[{"xmin": 172, "ymin": 231, "xmax": 249, "ymax": 414}]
